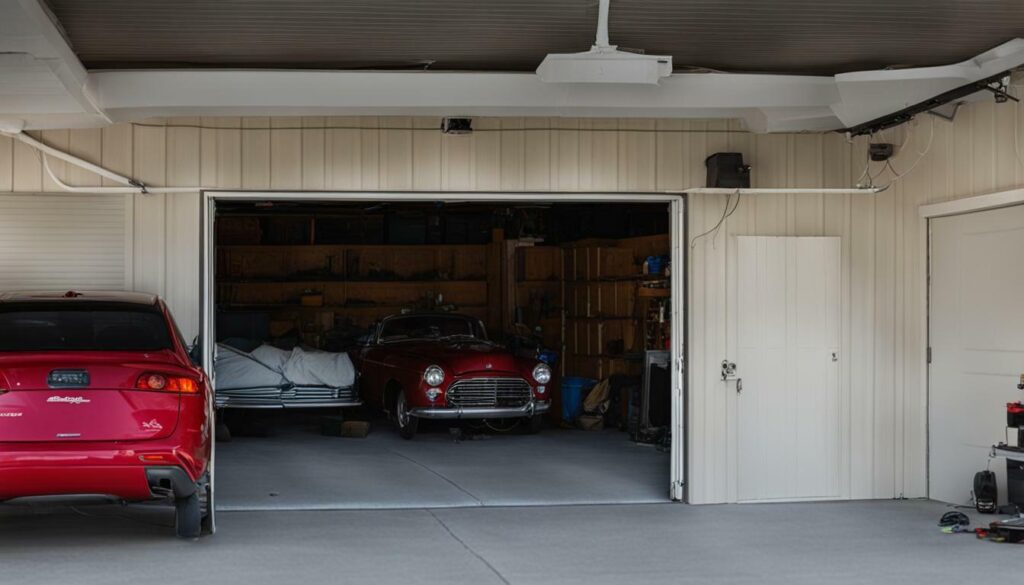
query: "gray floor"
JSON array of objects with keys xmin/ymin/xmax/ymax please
[
  {"xmin": 2, "ymin": 500, "xmax": 1023, "ymax": 584},
  {"xmin": 216, "ymin": 420, "xmax": 670, "ymax": 510}
]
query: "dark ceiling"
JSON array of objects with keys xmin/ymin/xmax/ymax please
[{"xmin": 44, "ymin": 0, "xmax": 1024, "ymax": 75}]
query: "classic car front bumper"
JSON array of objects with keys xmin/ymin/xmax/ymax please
[{"xmin": 409, "ymin": 400, "xmax": 550, "ymax": 420}]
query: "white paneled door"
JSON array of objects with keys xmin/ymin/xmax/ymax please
[
  {"xmin": 929, "ymin": 204, "xmax": 1024, "ymax": 506},
  {"xmin": 736, "ymin": 236, "xmax": 841, "ymax": 502}
]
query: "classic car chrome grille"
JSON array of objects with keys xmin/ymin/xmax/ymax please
[
  {"xmin": 446, "ymin": 378, "xmax": 532, "ymax": 408},
  {"xmin": 216, "ymin": 385, "xmax": 359, "ymax": 408}
]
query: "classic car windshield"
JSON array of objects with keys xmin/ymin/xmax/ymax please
[{"xmin": 379, "ymin": 315, "xmax": 487, "ymax": 343}]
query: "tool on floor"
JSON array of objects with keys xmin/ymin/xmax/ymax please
[{"xmin": 938, "ymin": 511, "xmax": 971, "ymax": 533}]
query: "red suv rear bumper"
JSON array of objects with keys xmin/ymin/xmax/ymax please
[{"xmin": 0, "ymin": 442, "xmax": 204, "ymax": 502}]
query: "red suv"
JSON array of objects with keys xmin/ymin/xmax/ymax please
[{"xmin": 0, "ymin": 291, "xmax": 213, "ymax": 538}]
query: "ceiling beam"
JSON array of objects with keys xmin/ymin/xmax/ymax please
[{"xmin": 3, "ymin": 0, "xmax": 1023, "ymax": 133}]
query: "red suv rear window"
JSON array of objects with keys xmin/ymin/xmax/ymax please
[{"xmin": 0, "ymin": 302, "xmax": 173, "ymax": 352}]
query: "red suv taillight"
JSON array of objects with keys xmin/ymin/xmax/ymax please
[{"xmin": 135, "ymin": 373, "xmax": 199, "ymax": 394}]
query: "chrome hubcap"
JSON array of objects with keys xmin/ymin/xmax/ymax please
[{"xmin": 396, "ymin": 393, "xmax": 410, "ymax": 427}]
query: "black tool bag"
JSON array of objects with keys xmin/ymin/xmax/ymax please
[{"xmin": 974, "ymin": 470, "xmax": 998, "ymax": 513}]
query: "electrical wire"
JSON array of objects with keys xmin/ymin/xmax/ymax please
[
  {"xmin": 876, "ymin": 115, "xmax": 936, "ymax": 189},
  {"xmin": 689, "ymin": 189, "xmax": 741, "ymax": 249},
  {"xmin": 129, "ymin": 121, "xmax": 753, "ymax": 134}
]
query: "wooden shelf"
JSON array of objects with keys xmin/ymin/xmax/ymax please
[
  {"xmin": 638, "ymin": 287, "xmax": 671, "ymax": 298},
  {"xmin": 218, "ymin": 243, "xmax": 488, "ymax": 250},
  {"xmin": 218, "ymin": 279, "xmax": 486, "ymax": 285},
  {"xmin": 221, "ymin": 303, "xmax": 489, "ymax": 310}
]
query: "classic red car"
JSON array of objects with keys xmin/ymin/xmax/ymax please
[
  {"xmin": 0, "ymin": 291, "xmax": 213, "ymax": 538},
  {"xmin": 358, "ymin": 313, "xmax": 552, "ymax": 439}
]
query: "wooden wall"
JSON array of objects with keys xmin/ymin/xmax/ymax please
[{"xmin": 0, "ymin": 105, "xmax": 1021, "ymax": 503}]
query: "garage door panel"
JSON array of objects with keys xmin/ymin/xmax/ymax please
[{"xmin": 0, "ymin": 194, "xmax": 128, "ymax": 292}]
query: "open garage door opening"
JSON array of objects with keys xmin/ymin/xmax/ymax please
[{"xmin": 202, "ymin": 192, "xmax": 685, "ymax": 511}]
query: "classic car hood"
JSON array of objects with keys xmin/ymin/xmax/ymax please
[{"xmin": 385, "ymin": 340, "xmax": 524, "ymax": 375}]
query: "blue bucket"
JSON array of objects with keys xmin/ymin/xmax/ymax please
[{"xmin": 561, "ymin": 377, "xmax": 597, "ymax": 423}]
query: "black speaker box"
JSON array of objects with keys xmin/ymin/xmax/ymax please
[{"xmin": 705, "ymin": 152, "xmax": 751, "ymax": 188}]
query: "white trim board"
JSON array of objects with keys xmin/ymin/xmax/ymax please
[{"xmin": 919, "ymin": 188, "xmax": 1024, "ymax": 218}]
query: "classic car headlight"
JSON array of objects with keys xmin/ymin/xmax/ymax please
[
  {"xmin": 533, "ymin": 363, "xmax": 552, "ymax": 384},
  {"xmin": 423, "ymin": 365, "xmax": 445, "ymax": 387}
]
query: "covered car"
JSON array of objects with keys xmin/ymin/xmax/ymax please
[{"xmin": 214, "ymin": 343, "xmax": 359, "ymax": 409}]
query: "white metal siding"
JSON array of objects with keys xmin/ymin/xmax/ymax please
[
  {"xmin": 0, "ymin": 193, "xmax": 128, "ymax": 292},
  {"xmin": 0, "ymin": 104, "xmax": 1019, "ymax": 503}
]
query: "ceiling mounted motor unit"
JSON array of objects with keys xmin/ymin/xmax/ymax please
[{"xmin": 536, "ymin": 0, "xmax": 672, "ymax": 85}]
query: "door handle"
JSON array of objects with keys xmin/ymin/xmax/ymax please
[{"xmin": 721, "ymin": 360, "xmax": 741, "ymax": 393}]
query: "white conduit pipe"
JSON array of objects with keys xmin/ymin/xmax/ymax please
[
  {"xmin": 5, "ymin": 130, "xmax": 206, "ymax": 194},
  {"xmin": 6, "ymin": 129, "xmax": 884, "ymax": 196},
  {"xmin": 681, "ymin": 187, "xmax": 885, "ymax": 194},
  {"xmin": 15, "ymin": 130, "xmax": 135, "ymax": 187}
]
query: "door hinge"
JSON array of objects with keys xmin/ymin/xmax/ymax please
[{"xmin": 927, "ymin": 347, "xmax": 932, "ymax": 364}]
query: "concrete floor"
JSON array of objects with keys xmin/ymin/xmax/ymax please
[
  {"xmin": 1, "ymin": 500, "xmax": 1023, "ymax": 584},
  {"xmin": 215, "ymin": 418, "xmax": 670, "ymax": 510}
]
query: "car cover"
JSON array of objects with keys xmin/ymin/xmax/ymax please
[
  {"xmin": 281, "ymin": 346, "xmax": 357, "ymax": 388},
  {"xmin": 214, "ymin": 344, "xmax": 356, "ymax": 390},
  {"xmin": 214, "ymin": 344, "xmax": 287, "ymax": 391}
]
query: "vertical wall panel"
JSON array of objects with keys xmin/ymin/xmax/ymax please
[
  {"xmin": 472, "ymin": 118, "xmax": 501, "ymax": 191},
  {"xmin": 165, "ymin": 119, "xmax": 202, "ymax": 339},
  {"xmin": 0, "ymin": 134, "xmax": 13, "ymax": 192},
  {"xmin": 101, "ymin": 123, "xmax": 133, "ymax": 187},
  {"xmin": 241, "ymin": 117, "xmax": 271, "ymax": 189},
  {"xmin": 379, "ymin": 117, "xmax": 412, "ymax": 190},
  {"xmin": 131, "ymin": 120, "xmax": 167, "ymax": 296},
  {"xmin": 270, "ymin": 118, "xmax": 303, "ymax": 190},
  {"xmin": 326, "ymin": 117, "xmax": 361, "ymax": 190},
  {"xmin": 301, "ymin": 117, "xmax": 326, "ymax": 191},
  {"xmin": 213, "ymin": 117, "xmax": 242, "ymax": 189},
  {"xmin": 40, "ymin": 130, "xmax": 69, "ymax": 192},
  {"xmin": 441, "ymin": 132, "xmax": 473, "ymax": 191},
  {"xmin": 551, "ymin": 118, "xmax": 580, "ymax": 191},
  {"xmin": 524, "ymin": 118, "xmax": 552, "ymax": 191},
  {"xmin": 499, "ymin": 118, "xmax": 525, "ymax": 191},
  {"xmin": 12, "ymin": 133, "xmax": 42, "ymax": 192},
  {"xmin": 67, "ymin": 128, "xmax": 103, "ymax": 186},
  {"xmin": 412, "ymin": 117, "xmax": 442, "ymax": 191}
]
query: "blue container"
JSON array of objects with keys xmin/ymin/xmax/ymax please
[
  {"xmin": 561, "ymin": 377, "xmax": 597, "ymax": 423},
  {"xmin": 645, "ymin": 255, "xmax": 664, "ymax": 275}
]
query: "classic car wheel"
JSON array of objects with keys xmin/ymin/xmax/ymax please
[{"xmin": 395, "ymin": 391, "xmax": 419, "ymax": 440}]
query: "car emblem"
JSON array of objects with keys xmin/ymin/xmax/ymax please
[
  {"xmin": 0, "ymin": 411, "xmax": 22, "ymax": 418},
  {"xmin": 47, "ymin": 396, "xmax": 91, "ymax": 404},
  {"xmin": 142, "ymin": 419, "xmax": 163, "ymax": 431},
  {"xmin": 485, "ymin": 363, "xmax": 493, "ymax": 369}
]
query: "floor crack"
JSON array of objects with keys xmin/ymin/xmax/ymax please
[
  {"xmin": 388, "ymin": 449, "xmax": 484, "ymax": 506},
  {"xmin": 428, "ymin": 509, "xmax": 510, "ymax": 585}
]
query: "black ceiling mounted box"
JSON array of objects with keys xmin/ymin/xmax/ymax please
[{"xmin": 705, "ymin": 153, "xmax": 751, "ymax": 189}]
